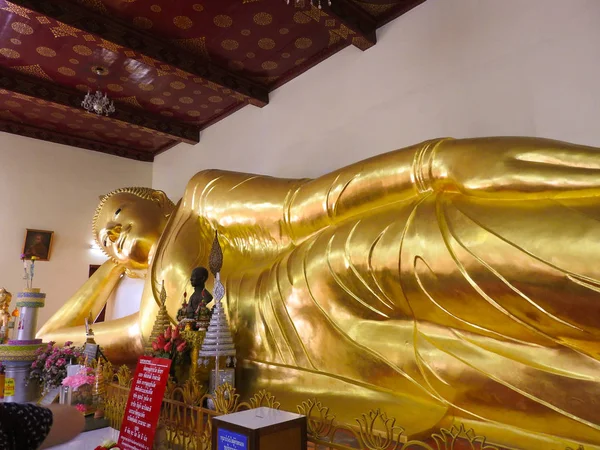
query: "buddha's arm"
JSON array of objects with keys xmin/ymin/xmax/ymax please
[
  {"xmin": 37, "ymin": 260, "xmax": 125, "ymax": 341},
  {"xmin": 286, "ymin": 137, "xmax": 600, "ymax": 239},
  {"xmin": 430, "ymin": 137, "xmax": 600, "ymax": 199}
]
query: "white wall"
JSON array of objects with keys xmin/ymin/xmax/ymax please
[
  {"xmin": 0, "ymin": 133, "xmax": 152, "ymax": 328},
  {"xmin": 153, "ymin": 0, "xmax": 600, "ymax": 200}
]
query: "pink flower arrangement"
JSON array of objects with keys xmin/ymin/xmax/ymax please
[
  {"xmin": 62, "ymin": 367, "xmax": 95, "ymax": 390},
  {"xmin": 29, "ymin": 341, "xmax": 84, "ymax": 391}
]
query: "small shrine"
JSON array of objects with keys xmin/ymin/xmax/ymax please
[
  {"xmin": 0, "ymin": 257, "xmax": 48, "ymax": 403},
  {"xmin": 198, "ymin": 234, "xmax": 236, "ymax": 395}
]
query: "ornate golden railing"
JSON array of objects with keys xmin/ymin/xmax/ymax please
[{"xmin": 102, "ymin": 363, "xmax": 585, "ymax": 450}]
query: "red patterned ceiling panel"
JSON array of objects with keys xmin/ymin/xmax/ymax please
[
  {"xmin": 71, "ymin": 0, "xmax": 354, "ymax": 86},
  {"xmin": 0, "ymin": 0, "xmax": 243, "ymax": 125},
  {"xmin": 0, "ymin": 0, "xmax": 425, "ymax": 159},
  {"xmin": 0, "ymin": 88, "xmax": 173, "ymax": 152}
]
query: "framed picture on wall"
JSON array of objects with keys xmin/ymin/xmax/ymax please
[{"xmin": 22, "ymin": 229, "xmax": 54, "ymax": 261}]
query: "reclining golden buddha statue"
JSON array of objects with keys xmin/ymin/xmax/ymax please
[{"xmin": 38, "ymin": 136, "xmax": 600, "ymax": 449}]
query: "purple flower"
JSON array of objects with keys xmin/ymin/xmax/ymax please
[{"xmin": 64, "ymin": 341, "xmax": 73, "ymax": 347}]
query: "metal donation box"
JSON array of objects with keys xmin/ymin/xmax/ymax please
[{"xmin": 212, "ymin": 407, "xmax": 306, "ymax": 450}]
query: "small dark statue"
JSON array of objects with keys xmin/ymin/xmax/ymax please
[{"xmin": 177, "ymin": 267, "xmax": 213, "ymax": 329}]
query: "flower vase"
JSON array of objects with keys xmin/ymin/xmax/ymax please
[{"xmin": 59, "ymin": 385, "xmax": 72, "ymax": 405}]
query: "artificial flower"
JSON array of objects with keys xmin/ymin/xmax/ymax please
[
  {"xmin": 29, "ymin": 341, "xmax": 84, "ymax": 391},
  {"xmin": 75, "ymin": 404, "xmax": 86, "ymax": 413},
  {"xmin": 149, "ymin": 325, "xmax": 190, "ymax": 368},
  {"xmin": 62, "ymin": 372, "xmax": 95, "ymax": 390}
]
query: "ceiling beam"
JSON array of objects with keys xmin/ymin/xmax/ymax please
[
  {"xmin": 319, "ymin": 0, "xmax": 377, "ymax": 51},
  {"xmin": 0, "ymin": 66, "xmax": 200, "ymax": 144},
  {"xmin": 10, "ymin": 0, "xmax": 269, "ymax": 106},
  {"xmin": 0, "ymin": 119, "xmax": 155, "ymax": 161}
]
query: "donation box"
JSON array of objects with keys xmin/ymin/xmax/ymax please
[{"xmin": 212, "ymin": 407, "xmax": 306, "ymax": 450}]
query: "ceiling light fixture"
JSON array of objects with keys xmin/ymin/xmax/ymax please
[
  {"xmin": 286, "ymin": 0, "xmax": 331, "ymax": 9},
  {"xmin": 81, "ymin": 66, "xmax": 115, "ymax": 116}
]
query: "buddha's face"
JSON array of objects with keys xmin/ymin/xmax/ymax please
[{"xmin": 95, "ymin": 192, "xmax": 170, "ymax": 270}]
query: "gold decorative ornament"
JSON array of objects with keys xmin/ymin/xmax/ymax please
[
  {"xmin": 253, "ymin": 12, "xmax": 273, "ymax": 25},
  {"xmin": 169, "ymin": 81, "xmax": 185, "ymax": 90},
  {"xmin": 173, "ymin": 16, "xmax": 193, "ymax": 30},
  {"xmin": 213, "ymin": 15, "xmax": 233, "ymax": 28},
  {"xmin": 144, "ymin": 281, "xmax": 172, "ymax": 355},
  {"xmin": 294, "ymin": 37, "xmax": 313, "ymax": 49},
  {"xmin": 293, "ymin": 11, "xmax": 313, "ymax": 24},
  {"xmin": 258, "ymin": 38, "xmax": 276, "ymax": 50},
  {"xmin": 11, "ymin": 22, "xmax": 33, "ymax": 35},
  {"xmin": 221, "ymin": 39, "xmax": 239, "ymax": 51},
  {"xmin": 38, "ymin": 137, "xmax": 600, "ymax": 449},
  {"xmin": 58, "ymin": 67, "xmax": 76, "ymax": 76},
  {"xmin": 261, "ymin": 61, "xmax": 278, "ymax": 70},
  {"xmin": 0, "ymin": 48, "xmax": 20, "ymax": 59},
  {"xmin": 72, "ymin": 45, "xmax": 92, "ymax": 56},
  {"xmin": 36, "ymin": 46, "xmax": 56, "ymax": 57},
  {"xmin": 102, "ymin": 372, "xmax": 586, "ymax": 450}
]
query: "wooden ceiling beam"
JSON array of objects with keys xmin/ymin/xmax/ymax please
[
  {"xmin": 0, "ymin": 66, "xmax": 200, "ymax": 144},
  {"xmin": 10, "ymin": 0, "xmax": 269, "ymax": 106},
  {"xmin": 0, "ymin": 119, "xmax": 155, "ymax": 161},
  {"xmin": 319, "ymin": 0, "xmax": 378, "ymax": 51}
]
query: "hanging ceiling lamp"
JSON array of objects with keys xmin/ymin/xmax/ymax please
[
  {"xmin": 286, "ymin": 0, "xmax": 331, "ymax": 9},
  {"xmin": 81, "ymin": 66, "xmax": 115, "ymax": 116}
]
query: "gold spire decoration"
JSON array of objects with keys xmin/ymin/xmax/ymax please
[
  {"xmin": 93, "ymin": 359, "xmax": 106, "ymax": 419},
  {"xmin": 208, "ymin": 231, "xmax": 223, "ymax": 276},
  {"xmin": 145, "ymin": 281, "xmax": 171, "ymax": 355}
]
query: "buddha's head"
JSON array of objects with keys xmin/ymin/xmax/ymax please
[{"xmin": 93, "ymin": 187, "xmax": 176, "ymax": 272}]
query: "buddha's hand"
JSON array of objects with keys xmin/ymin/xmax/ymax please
[
  {"xmin": 429, "ymin": 137, "xmax": 600, "ymax": 199},
  {"xmin": 37, "ymin": 259, "xmax": 126, "ymax": 338}
]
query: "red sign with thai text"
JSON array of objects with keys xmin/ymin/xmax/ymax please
[{"xmin": 117, "ymin": 356, "xmax": 172, "ymax": 450}]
